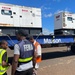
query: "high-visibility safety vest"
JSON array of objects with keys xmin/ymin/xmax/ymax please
[
  {"xmin": 0, "ymin": 49, "xmax": 9, "ymax": 75},
  {"xmin": 18, "ymin": 40, "xmax": 34, "ymax": 64},
  {"xmin": 19, "ymin": 57, "xmax": 33, "ymax": 63},
  {"xmin": 34, "ymin": 41, "xmax": 41, "ymax": 63}
]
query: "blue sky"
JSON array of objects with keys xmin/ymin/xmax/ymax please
[{"xmin": 0, "ymin": 0, "xmax": 75, "ymax": 34}]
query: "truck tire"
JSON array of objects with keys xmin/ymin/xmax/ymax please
[{"xmin": 71, "ymin": 45, "xmax": 75, "ymax": 53}]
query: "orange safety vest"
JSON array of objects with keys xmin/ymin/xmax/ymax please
[{"xmin": 34, "ymin": 41, "xmax": 41, "ymax": 63}]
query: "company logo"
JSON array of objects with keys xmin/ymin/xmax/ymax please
[
  {"xmin": 56, "ymin": 15, "xmax": 60, "ymax": 21},
  {"xmin": 44, "ymin": 38, "xmax": 61, "ymax": 44},
  {"xmin": 2, "ymin": 7, "xmax": 11, "ymax": 10},
  {"xmin": 22, "ymin": 9, "xmax": 28, "ymax": 12},
  {"xmin": 56, "ymin": 15, "xmax": 60, "ymax": 18}
]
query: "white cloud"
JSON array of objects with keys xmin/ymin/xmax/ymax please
[
  {"xmin": 40, "ymin": 5, "xmax": 51, "ymax": 10},
  {"xmin": 42, "ymin": 28, "xmax": 54, "ymax": 35},
  {"xmin": 42, "ymin": 28, "xmax": 50, "ymax": 35},
  {"xmin": 44, "ymin": 13, "xmax": 53, "ymax": 18},
  {"xmin": 54, "ymin": 10, "xmax": 63, "ymax": 14},
  {"xmin": 54, "ymin": 8, "xmax": 70, "ymax": 14},
  {"xmin": 41, "ymin": 5, "xmax": 52, "ymax": 18},
  {"xmin": 40, "ymin": 3, "xmax": 52, "ymax": 18},
  {"xmin": 65, "ymin": 8, "xmax": 70, "ymax": 12}
]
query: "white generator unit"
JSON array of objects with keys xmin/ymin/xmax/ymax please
[
  {"xmin": 54, "ymin": 12, "xmax": 75, "ymax": 35},
  {"xmin": 0, "ymin": 3, "xmax": 42, "ymax": 35}
]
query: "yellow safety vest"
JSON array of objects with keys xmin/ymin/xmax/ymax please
[
  {"xmin": 19, "ymin": 56, "xmax": 33, "ymax": 62},
  {"xmin": 0, "ymin": 49, "xmax": 9, "ymax": 75}
]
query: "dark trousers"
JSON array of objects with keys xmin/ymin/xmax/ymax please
[
  {"xmin": 3, "ymin": 72, "xmax": 7, "ymax": 75},
  {"xmin": 15, "ymin": 68, "xmax": 33, "ymax": 75}
]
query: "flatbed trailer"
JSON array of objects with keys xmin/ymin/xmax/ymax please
[{"xmin": 1, "ymin": 35, "xmax": 75, "ymax": 48}]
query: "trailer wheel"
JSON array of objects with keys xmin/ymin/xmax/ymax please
[{"xmin": 71, "ymin": 45, "xmax": 75, "ymax": 53}]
